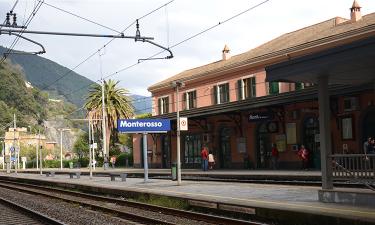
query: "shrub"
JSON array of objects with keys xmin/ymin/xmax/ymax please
[{"xmin": 116, "ymin": 153, "xmax": 133, "ymax": 167}]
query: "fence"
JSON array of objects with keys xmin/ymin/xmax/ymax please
[{"xmin": 331, "ymin": 154, "xmax": 375, "ymax": 190}]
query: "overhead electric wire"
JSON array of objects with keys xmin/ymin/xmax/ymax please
[
  {"xmin": 63, "ymin": 0, "xmax": 271, "ymax": 102},
  {"xmin": 38, "ymin": 0, "xmax": 122, "ymax": 35},
  {"xmin": 39, "ymin": 0, "xmax": 175, "ymax": 91},
  {"xmin": 0, "ymin": 0, "xmax": 44, "ymax": 64}
]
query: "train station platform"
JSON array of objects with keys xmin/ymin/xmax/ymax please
[{"xmin": 0, "ymin": 170, "xmax": 374, "ymax": 225}]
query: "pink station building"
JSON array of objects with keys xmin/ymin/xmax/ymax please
[{"xmin": 132, "ymin": 1, "xmax": 375, "ymax": 170}]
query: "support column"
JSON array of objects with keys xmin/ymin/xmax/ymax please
[
  {"xmin": 318, "ymin": 76, "xmax": 333, "ymax": 189},
  {"xmin": 143, "ymin": 133, "xmax": 149, "ymax": 182}
]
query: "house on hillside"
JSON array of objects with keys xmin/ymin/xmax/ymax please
[{"xmin": 133, "ymin": 1, "xmax": 375, "ymax": 170}]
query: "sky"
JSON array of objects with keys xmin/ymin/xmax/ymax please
[{"xmin": 0, "ymin": 0, "xmax": 374, "ymax": 97}]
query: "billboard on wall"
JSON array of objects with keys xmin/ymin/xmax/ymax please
[{"xmin": 117, "ymin": 119, "xmax": 171, "ymax": 133}]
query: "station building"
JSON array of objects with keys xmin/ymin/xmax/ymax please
[{"xmin": 133, "ymin": 1, "xmax": 375, "ymax": 170}]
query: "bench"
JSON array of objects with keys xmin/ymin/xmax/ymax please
[
  {"xmin": 46, "ymin": 171, "xmax": 55, "ymax": 177},
  {"xmin": 69, "ymin": 172, "xmax": 81, "ymax": 179},
  {"xmin": 109, "ymin": 173, "xmax": 127, "ymax": 182}
]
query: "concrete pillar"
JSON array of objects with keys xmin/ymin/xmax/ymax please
[{"xmin": 318, "ymin": 76, "xmax": 333, "ymax": 189}]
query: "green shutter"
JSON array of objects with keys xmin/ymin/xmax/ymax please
[
  {"xmin": 251, "ymin": 77, "xmax": 256, "ymax": 97},
  {"xmin": 158, "ymin": 98, "xmax": 162, "ymax": 115},
  {"xmin": 295, "ymin": 83, "xmax": 302, "ymax": 90},
  {"xmin": 237, "ymin": 80, "xmax": 243, "ymax": 100},
  {"xmin": 225, "ymin": 83, "xmax": 230, "ymax": 102},
  {"xmin": 183, "ymin": 92, "xmax": 187, "ymax": 110},
  {"xmin": 270, "ymin": 82, "xmax": 279, "ymax": 95},
  {"xmin": 165, "ymin": 97, "xmax": 169, "ymax": 113},
  {"xmin": 213, "ymin": 86, "xmax": 217, "ymax": 104}
]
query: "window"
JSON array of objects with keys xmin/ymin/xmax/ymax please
[
  {"xmin": 213, "ymin": 83, "xmax": 229, "ymax": 104},
  {"xmin": 295, "ymin": 83, "xmax": 304, "ymax": 91},
  {"xmin": 183, "ymin": 90, "xmax": 197, "ymax": 110},
  {"xmin": 238, "ymin": 77, "xmax": 256, "ymax": 100},
  {"xmin": 342, "ymin": 116, "xmax": 354, "ymax": 140},
  {"xmin": 158, "ymin": 96, "xmax": 169, "ymax": 115},
  {"xmin": 268, "ymin": 82, "xmax": 279, "ymax": 95}
]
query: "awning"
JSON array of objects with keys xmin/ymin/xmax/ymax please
[{"xmin": 265, "ymin": 36, "xmax": 375, "ymax": 85}]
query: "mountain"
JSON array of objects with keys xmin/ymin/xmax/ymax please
[
  {"xmin": 131, "ymin": 94, "xmax": 152, "ymax": 114},
  {"xmin": 0, "ymin": 46, "xmax": 93, "ymax": 107},
  {"xmin": 0, "ymin": 46, "xmax": 151, "ymax": 114}
]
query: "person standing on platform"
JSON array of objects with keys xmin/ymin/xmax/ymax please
[
  {"xmin": 271, "ymin": 143, "xmax": 279, "ymax": 170},
  {"xmin": 110, "ymin": 156, "xmax": 116, "ymax": 169},
  {"xmin": 363, "ymin": 137, "xmax": 372, "ymax": 154},
  {"xmin": 208, "ymin": 151, "xmax": 215, "ymax": 170},
  {"xmin": 298, "ymin": 145, "xmax": 309, "ymax": 170},
  {"xmin": 201, "ymin": 146, "xmax": 208, "ymax": 171},
  {"xmin": 103, "ymin": 155, "xmax": 109, "ymax": 170}
]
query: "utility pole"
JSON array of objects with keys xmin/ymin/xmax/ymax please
[
  {"xmin": 101, "ymin": 79, "xmax": 108, "ymax": 160},
  {"xmin": 88, "ymin": 112, "xmax": 93, "ymax": 179},
  {"xmin": 36, "ymin": 130, "xmax": 39, "ymax": 169},
  {"xmin": 91, "ymin": 122, "xmax": 96, "ymax": 170},
  {"xmin": 39, "ymin": 129, "xmax": 43, "ymax": 175},
  {"xmin": 171, "ymin": 81, "xmax": 184, "ymax": 186},
  {"xmin": 13, "ymin": 113, "xmax": 17, "ymax": 174},
  {"xmin": 59, "ymin": 128, "xmax": 71, "ymax": 170}
]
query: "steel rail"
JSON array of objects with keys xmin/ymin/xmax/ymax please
[
  {"xmin": 0, "ymin": 195, "xmax": 65, "ymax": 225},
  {"xmin": 0, "ymin": 179, "xmax": 264, "ymax": 225}
]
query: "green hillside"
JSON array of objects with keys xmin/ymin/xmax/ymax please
[
  {"xmin": 0, "ymin": 61, "xmax": 48, "ymax": 131},
  {"xmin": 0, "ymin": 46, "xmax": 94, "ymax": 107}
]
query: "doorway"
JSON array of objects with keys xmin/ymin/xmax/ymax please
[
  {"xmin": 256, "ymin": 122, "xmax": 271, "ymax": 169},
  {"xmin": 219, "ymin": 127, "xmax": 232, "ymax": 169},
  {"xmin": 303, "ymin": 116, "xmax": 320, "ymax": 169},
  {"xmin": 161, "ymin": 134, "xmax": 171, "ymax": 168},
  {"xmin": 361, "ymin": 107, "xmax": 375, "ymax": 147}
]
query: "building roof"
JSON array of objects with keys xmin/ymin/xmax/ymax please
[{"xmin": 148, "ymin": 13, "xmax": 375, "ymax": 92}]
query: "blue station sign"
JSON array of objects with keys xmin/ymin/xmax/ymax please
[{"xmin": 117, "ymin": 119, "xmax": 171, "ymax": 133}]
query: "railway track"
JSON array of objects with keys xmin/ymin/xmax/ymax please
[
  {"xmin": 0, "ymin": 179, "xmax": 265, "ymax": 225},
  {"xmin": 0, "ymin": 195, "xmax": 64, "ymax": 225}
]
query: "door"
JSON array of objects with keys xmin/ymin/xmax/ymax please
[
  {"xmin": 219, "ymin": 128, "xmax": 232, "ymax": 169},
  {"xmin": 362, "ymin": 108, "xmax": 375, "ymax": 148},
  {"xmin": 256, "ymin": 123, "xmax": 272, "ymax": 169},
  {"xmin": 161, "ymin": 135, "xmax": 171, "ymax": 168},
  {"xmin": 303, "ymin": 117, "xmax": 320, "ymax": 169}
]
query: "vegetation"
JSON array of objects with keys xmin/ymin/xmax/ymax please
[
  {"xmin": 0, "ymin": 61, "xmax": 49, "ymax": 135},
  {"xmin": 84, "ymin": 79, "xmax": 134, "ymax": 156}
]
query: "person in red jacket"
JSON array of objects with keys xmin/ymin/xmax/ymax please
[
  {"xmin": 201, "ymin": 146, "xmax": 209, "ymax": 171},
  {"xmin": 297, "ymin": 145, "xmax": 310, "ymax": 170},
  {"xmin": 271, "ymin": 144, "xmax": 279, "ymax": 170}
]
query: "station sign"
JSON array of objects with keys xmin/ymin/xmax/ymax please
[
  {"xmin": 117, "ymin": 119, "xmax": 171, "ymax": 133},
  {"xmin": 248, "ymin": 112, "xmax": 273, "ymax": 122}
]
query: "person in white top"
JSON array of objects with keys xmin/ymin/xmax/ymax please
[{"xmin": 208, "ymin": 152, "xmax": 215, "ymax": 170}]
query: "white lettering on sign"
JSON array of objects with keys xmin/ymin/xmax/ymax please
[{"xmin": 120, "ymin": 121, "xmax": 163, "ymax": 128}]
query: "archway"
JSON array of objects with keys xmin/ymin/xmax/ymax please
[
  {"xmin": 256, "ymin": 122, "xmax": 271, "ymax": 169},
  {"xmin": 361, "ymin": 107, "xmax": 375, "ymax": 150},
  {"xmin": 219, "ymin": 127, "xmax": 232, "ymax": 169},
  {"xmin": 302, "ymin": 116, "xmax": 320, "ymax": 169}
]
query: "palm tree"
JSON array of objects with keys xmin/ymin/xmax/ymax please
[{"xmin": 84, "ymin": 79, "xmax": 134, "ymax": 156}]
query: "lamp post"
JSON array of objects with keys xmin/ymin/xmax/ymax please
[
  {"xmin": 59, "ymin": 128, "xmax": 71, "ymax": 170},
  {"xmin": 171, "ymin": 81, "xmax": 184, "ymax": 185}
]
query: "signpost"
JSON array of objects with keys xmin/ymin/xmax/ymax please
[
  {"xmin": 118, "ymin": 119, "xmax": 170, "ymax": 182},
  {"xmin": 180, "ymin": 117, "xmax": 188, "ymax": 131}
]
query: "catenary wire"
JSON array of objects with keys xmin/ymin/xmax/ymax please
[
  {"xmin": 39, "ymin": 0, "xmax": 175, "ymax": 91},
  {"xmin": 0, "ymin": 0, "xmax": 43, "ymax": 64},
  {"xmin": 38, "ymin": 0, "xmax": 122, "ymax": 34},
  {"xmin": 63, "ymin": 0, "xmax": 271, "ymax": 103}
]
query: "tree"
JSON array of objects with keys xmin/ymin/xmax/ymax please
[{"xmin": 84, "ymin": 79, "xmax": 134, "ymax": 157}]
